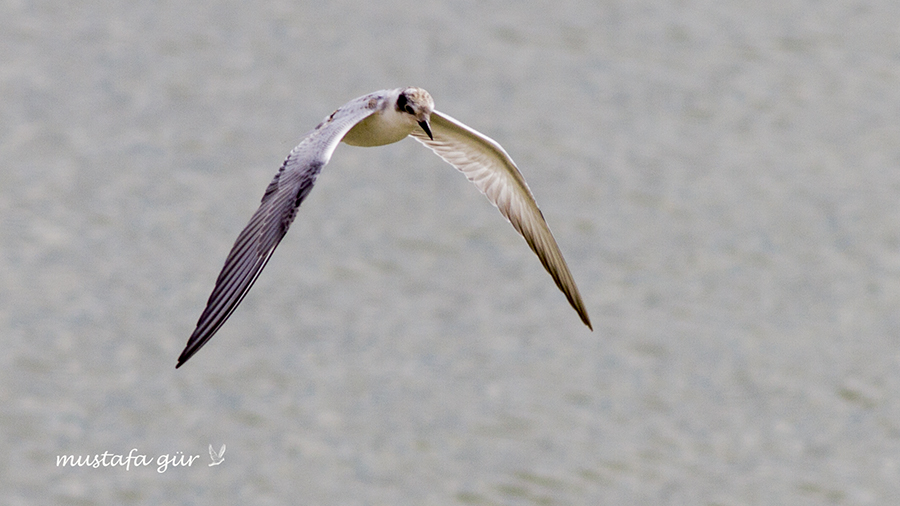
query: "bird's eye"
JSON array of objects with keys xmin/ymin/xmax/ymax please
[
  {"xmin": 397, "ymin": 93, "xmax": 410, "ymax": 113},
  {"xmin": 396, "ymin": 92, "xmax": 418, "ymax": 116}
]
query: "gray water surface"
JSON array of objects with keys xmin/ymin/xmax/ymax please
[{"xmin": 2, "ymin": 0, "xmax": 899, "ymax": 504}]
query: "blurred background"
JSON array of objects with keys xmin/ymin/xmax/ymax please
[{"xmin": 2, "ymin": 0, "xmax": 899, "ymax": 504}]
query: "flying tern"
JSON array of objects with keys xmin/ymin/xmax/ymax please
[{"xmin": 177, "ymin": 87, "xmax": 591, "ymax": 368}]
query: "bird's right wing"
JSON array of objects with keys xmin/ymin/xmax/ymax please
[
  {"xmin": 411, "ymin": 110, "xmax": 592, "ymax": 330},
  {"xmin": 177, "ymin": 98, "xmax": 380, "ymax": 368}
]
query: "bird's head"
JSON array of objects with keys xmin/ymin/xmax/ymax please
[{"xmin": 396, "ymin": 87, "xmax": 434, "ymax": 140}]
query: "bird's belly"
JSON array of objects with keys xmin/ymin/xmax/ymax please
[{"xmin": 341, "ymin": 113, "xmax": 413, "ymax": 147}]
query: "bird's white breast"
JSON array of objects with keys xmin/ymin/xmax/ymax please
[{"xmin": 341, "ymin": 105, "xmax": 416, "ymax": 147}]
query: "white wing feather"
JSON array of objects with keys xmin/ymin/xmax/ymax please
[{"xmin": 411, "ymin": 110, "xmax": 591, "ymax": 329}]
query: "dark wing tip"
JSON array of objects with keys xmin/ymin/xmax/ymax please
[
  {"xmin": 176, "ymin": 325, "xmax": 213, "ymax": 368},
  {"xmin": 176, "ymin": 336, "xmax": 207, "ymax": 367},
  {"xmin": 175, "ymin": 344, "xmax": 196, "ymax": 368},
  {"xmin": 175, "ymin": 244, "xmax": 279, "ymax": 369},
  {"xmin": 580, "ymin": 311, "xmax": 593, "ymax": 331},
  {"xmin": 176, "ymin": 167, "xmax": 310, "ymax": 370},
  {"xmin": 560, "ymin": 278, "xmax": 593, "ymax": 331}
]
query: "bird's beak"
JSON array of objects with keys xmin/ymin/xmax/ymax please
[{"xmin": 417, "ymin": 119, "xmax": 433, "ymax": 140}]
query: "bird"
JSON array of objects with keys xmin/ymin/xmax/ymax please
[{"xmin": 176, "ymin": 87, "xmax": 591, "ymax": 368}]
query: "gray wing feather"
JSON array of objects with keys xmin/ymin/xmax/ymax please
[
  {"xmin": 177, "ymin": 100, "xmax": 378, "ymax": 368},
  {"xmin": 410, "ymin": 110, "xmax": 592, "ymax": 330}
]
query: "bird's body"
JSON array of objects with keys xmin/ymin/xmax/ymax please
[
  {"xmin": 177, "ymin": 87, "xmax": 590, "ymax": 368},
  {"xmin": 341, "ymin": 90, "xmax": 426, "ymax": 146}
]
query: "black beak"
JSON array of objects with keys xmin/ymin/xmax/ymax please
[{"xmin": 418, "ymin": 120, "xmax": 433, "ymax": 140}]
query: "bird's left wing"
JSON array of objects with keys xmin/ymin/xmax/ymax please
[
  {"xmin": 410, "ymin": 110, "xmax": 592, "ymax": 329},
  {"xmin": 177, "ymin": 98, "xmax": 379, "ymax": 368}
]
